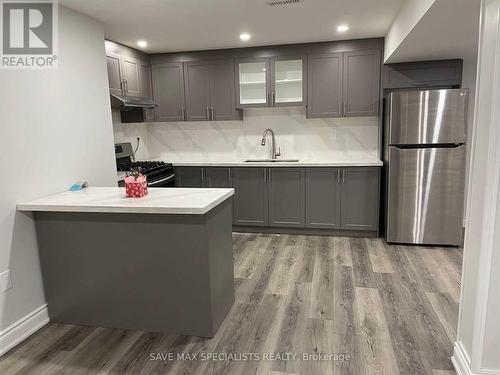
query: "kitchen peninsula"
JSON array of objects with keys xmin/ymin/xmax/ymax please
[{"xmin": 17, "ymin": 187, "xmax": 234, "ymax": 337}]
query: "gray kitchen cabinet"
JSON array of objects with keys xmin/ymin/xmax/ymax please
[
  {"xmin": 121, "ymin": 57, "xmax": 142, "ymax": 97},
  {"xmin": 233, "ymin": 168, "xmax": 269, "ymax": 226},
  {"xmin": 271, "ymin": 56, "xmax": 306, "ymax": 107},
  {"xmin": 307, "ymin": 50, "xmax": 381, "ymax": 118},
  {"xmin": 340, "ymin": 167, "xmax": 379, "ymax": 231},
  {"xmin": 383, "ymin": 59, "xmax": 463, "ymax": 89},
  {"xmin": 139, "ymin": 62, "xmax": 155, "ymax": 121},
  {"xmin": 175, "ymin": 167, "xmax": 204, "ymax": 188},
  {"xmin": 307, "ymin": 53, "xmax": 343, "ymax": 118},
  {"xmin": 205, "ymin": 167, "xmax": 235, "ymax": 223},
  {"xmin": 343, "ymin": 50, "xmax": 381, "ymax": 116},
  {"xmin": 152, "ymin": 62, "xmax": 186, "ymax": 122},
  {"xmin": 268, "ymin": 168, "xmax": 305, "ymax": 227},
  {"xmin": 184, "ymin": 61, "xmax": 211, "ymax": 121},
  {"xmin": 236, "ymin": 57, "xmax": 306, "ymax": 108},
  {"xmin": 305, "ymin": 168, "xmax": 341, "ymax": 229},
  {"xmin": 204, "ymin": 167, "xmax": 232, "ymax": 188},
  {"xmin": 210, "ymin": 60, "xmax": 239, "ymax": 120},
  {"xmin": 105, "ymin": 42, "xmax": 152, "ymax": 100},
  {"xmin": 139, "ymin": 62, "xmax": 153, "ymax": 99},
  {"xmin": 106, "ymin": 53, "xmax": 123, "ymax": 96},
  {"xmin": 236, "ymin": 58, "xmax": 271, "ymax": 108}
]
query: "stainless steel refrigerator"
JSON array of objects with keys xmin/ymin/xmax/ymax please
[{"xmin": 384, "ymin": 89, "xmax": 468, "ymax": 246}]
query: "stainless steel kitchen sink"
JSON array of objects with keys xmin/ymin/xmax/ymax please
[{"xmin": 244, "ymin": 159, "xmax": 299, "ymax": 162}]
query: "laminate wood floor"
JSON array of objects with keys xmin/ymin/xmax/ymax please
[{"xmin": 0, "ymin": 233, "xmax": 462, "ymax": 375}]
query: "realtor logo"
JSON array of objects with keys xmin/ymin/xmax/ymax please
[{"xmin": 1, "ymin": 0, "xmax": 58, "ymax": 68}]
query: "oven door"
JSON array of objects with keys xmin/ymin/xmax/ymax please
[{"xmin": 148, "ymin": 173, "xmax": 176, "ymax": 188}]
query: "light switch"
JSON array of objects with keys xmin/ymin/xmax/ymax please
[{"xmin": 0, "ymin": 270, "xmax": 12, "ymax": 293}]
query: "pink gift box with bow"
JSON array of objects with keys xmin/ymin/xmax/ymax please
[{"xmin": 124, "ymin": 174, "xmax": 148, "ymax": 198}]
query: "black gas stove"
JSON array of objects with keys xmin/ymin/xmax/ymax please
[{"xmin": 115, "ymin": 143, "xmax": 175, "ymax": 187}]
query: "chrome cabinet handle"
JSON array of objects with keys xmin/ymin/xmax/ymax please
[
  {"xmin": 264, "ymin": 169, "xmax": 267, "ymax": 183},
  {"xmin": 268, "ymin": 169, "xmax": 272, "ymax": 183},
  {"xmin": 342, "ymin": 169, "xmax": 345, "ymax": 183},
  {"xmin": 338, "ymin": 101, "xmax": 341, "ymax": 116},
  {"xmin": 181, "ymin": 107, "xmax": 186, "ymax": 121},
  {"xmin": 228, "ymin": 168, "xmax": 231, "ymax": 183},
  {"xmin": 343, "ymin": 101, "xmax": 346, "ymax": 117},
  {"xmin": 337, "ymin": 169, "xmax": 341, "ymax": 183},
  {"xmin": 210, "ymin": 107, "xmax": 215, "ymax": 121},
  {"xmin": 201, "ymin": 168, "xmax": 204, "ymax": 182},
  {"xmin": 272, "ymin": 92, "xmax": 275, "ymax": 106},
  {"xmin": 206, "ymin": 106, "xmax": 210, "ymax": 120}
]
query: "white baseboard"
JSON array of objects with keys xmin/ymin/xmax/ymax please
[
  {"xmin": 453, "ymin": 340, "xmax": 500, "ymax": 375},
  {"xmin": 453, "ymin": 340, "xmax": 473, "ymax": 375},
  {"xmin": 0, "ymin": 304, "xmax": 49, "ymax": 356}
]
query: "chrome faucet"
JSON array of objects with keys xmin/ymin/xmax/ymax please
[{"xmin": 261, "ymin": 128, "xmax": 281, "ymax": 160}]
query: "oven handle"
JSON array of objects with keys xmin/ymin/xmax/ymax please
[{"xmin": 148, "ymin": 173, "xmax": 175, "ymax": 187}]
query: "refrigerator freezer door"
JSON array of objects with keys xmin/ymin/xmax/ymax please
[
  {"xmin": 387, "ymin": 145, "xmax": 465, "ymax": 245},
  {"xmin": 388, "ymin": 89, "xmax": 468, "ymax": 145}
]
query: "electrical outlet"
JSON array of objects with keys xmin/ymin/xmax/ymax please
[
  {"xmin": 0, "ymin": 270, "xmax": 12, "ymax": 293},
  {"xmin": 330, "ymin": 128, "xmax": 337, "ymax": 140}
]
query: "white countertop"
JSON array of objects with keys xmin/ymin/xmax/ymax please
[
  {"xmin": 17, "ymin": 187, "xmax": 234, "ymax": 215},
  {"xmin": 169, "ymin": 158, "xmax": 383, "ymax": 167}
]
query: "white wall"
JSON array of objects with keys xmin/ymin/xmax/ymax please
[
  {"xmin": 384, "ymin": 0, "xmax": 436, "ymax": 61},
  {"xmin": 112, "ymin": 110, "xmax": 149, "ymax": 160},
  {"xmin": 115, "ymin": 108, "xmax": 379, "ymax": 162},
  {"xmin": 454, "ymin": 0, "xmax": 500, "ymax": 373},
  {"xmin": 0, "ymin": 6, "xmax": 116, "ymax": 334}
]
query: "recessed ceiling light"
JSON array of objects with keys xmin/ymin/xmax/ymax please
[
  {"xmin": 240, "ymin": 33, "xmax": 251, "ymax": 42},
  {"xmin": 337, "ymin": 24, "xmax": 349, "ymax": 33},
  {"xmin": 137, "ymin": 40, "xmax": 148, "ymax": 48}
]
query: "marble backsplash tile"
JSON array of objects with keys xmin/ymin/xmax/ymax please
[{"xmin": 114, "ymin": 107, "xmax": 380, "ymax": 161}]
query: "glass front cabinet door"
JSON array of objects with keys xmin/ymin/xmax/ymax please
[
  {"xmin": 236, "ymin": 57, "xmax": 306, "ymax": 108},
  {"xmin": 237, "ymin": 59, "xmax": 270, "ymax": 107},
  {"xmin": 271, "ymin": 57, "xmax": 306, "ymax": 107}
]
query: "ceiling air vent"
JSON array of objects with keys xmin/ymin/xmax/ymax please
[{"xmin": 267, "ymin": 0, "xmax": 304, "ymax": 6}]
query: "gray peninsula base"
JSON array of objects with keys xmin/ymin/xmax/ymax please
[{"xmin": 34, "ymin": 199, "xmax": 234, "ymax": 338}]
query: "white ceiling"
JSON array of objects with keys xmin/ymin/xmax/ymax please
[
  {"xmin": 385, "ymin": 0, "xmax": 480, "ymax": 63},
  {"xmin": 60, "ymin": 0, "xmax": 404, "ymax": 53}
]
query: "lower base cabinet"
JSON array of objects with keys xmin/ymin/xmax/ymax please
[
  {"xmin": 176, "ymin": 166, "xmax": 380, "ymax": 233},
  {"xmin": 305, "ymin": 167, "xmax": 380, "ymax": 231},
  {"xmin": 340, "ymin": 168, "xmax": 380, "ymax": 230},
  {"xmin": 233, "ymin": 168, "xmax": 268, "ymax": 226},
  {"xmin": 305, "ymin": 168, "xmax": 341, "ymax": 229},
  {"xmin": 268, "ymin": 168, "xmax": 305, "ymax": 227},
  {"xmin": 175, "ymin": 167, "xmax": 204, "ymax": 187}
]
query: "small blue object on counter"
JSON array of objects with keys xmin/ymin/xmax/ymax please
[{"xmin": 68, "ymin": 181, "xmax": 88, "ymax": 191}]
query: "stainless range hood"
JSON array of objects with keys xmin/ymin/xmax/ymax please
[
  {"xmin": 110, "ymin": 94, "xmax": 157, "ymax": 123},
  {"xmin": 110, "ymin": 94, "xmax": 157, "ymax": 110}
]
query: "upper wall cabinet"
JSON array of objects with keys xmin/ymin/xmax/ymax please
[
  {"xmin": 383, "ymin": 59, "xmax": 463, "ymax": 89},
  {"xmin": 184, "ymin": 61, "xmax": 211, "ymax": 121},
  {"xmin": 105, "ymin": 50, "xmax": 152, "ymax": 99},
  {"xmin": 149, "ymin": 39, "xmax": 384, "ymax": 120},
  {"xmin": 153, "ymin": 59, "xmax": 240, "ymax": 122},
  {"xmin": 120, "ymin": 57, "xmax": 141, "ymax": 97},
  {"xmin": 106, "ymin": 53, "xmax": 123, "ymax": 97},
  {"xmin": 236, "ymin": 56, "xmax": 306, "ymax": 108},
  {"xmin": 307, "ymin": 53, "xmax": 343, "ymax": 118},
  {"xmin": 343, "ymin": 50, "xmax": 381, "ymax": 117},
  {"xmin": 307, "ymin": 50, "xmax": 381, "ymax": 118},
  {"xmin": 210, "ymin": 60, "xmax": 239, "ymax": 121},
  {"xmin": 152, "ymin": 62, "xmax": 186, "ymax": 122}
]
